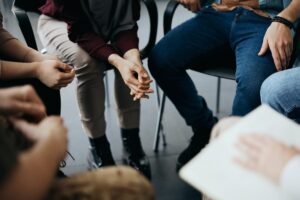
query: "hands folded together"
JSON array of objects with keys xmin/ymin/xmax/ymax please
[
  {"xmin": 35, "ymin": 59, "xmax": 75, "ymax": 90},
  {"xmin": 109, "ymin": 49, "xmax": 154, "ymax": 101}
]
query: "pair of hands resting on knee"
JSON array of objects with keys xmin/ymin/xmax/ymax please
[{"xmin": 108, "ymin": 49, "xmax": 153, "ymax": 101}]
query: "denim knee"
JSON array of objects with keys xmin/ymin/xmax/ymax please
[
  {"xmin": 148, "ymin": 47, "xmax": 168, "ymax": 78},
  {"xmin": 237, "ymin": 76, "xmax": 264, "ymax": 102},
  {"xmin": 260, "ymin": 73, "xmax": 283, "ymax": 111},
  {"xmin": 148, "ymin": 44, "xmax": 182, "ymax": 81}
]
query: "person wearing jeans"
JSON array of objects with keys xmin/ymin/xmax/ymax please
[
  {"xmin": 148, "ymin": 0, "xmax": 299, "ymax": 170},
  {"xmin": 261, "ymin": 67, "xmax": 300, "ymax": 123}
]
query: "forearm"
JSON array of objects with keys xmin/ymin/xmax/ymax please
[
  {"xmin": 0, "ymin": 61, "xmax": 39, "ymax": 80},
  {"xmin": 280, "ymin": 155, "xmax": 300, "ymax": 198},
  {"xmin": 124, "ymin": 48, "xmax": 142, "ymax": 66},
  {"xmin": 114, "ymin": 26, "xmax": 139, "ymax": 56},
  {"xmin": 108, "ymin": 54, "xmax": 126, "ymax": 70},
  {"xmin": 0, "ymin": 30, "xmax": 45, "ymax": 62},
  {"xmin": 278, "ymin": 0, "xmax": 300, "ymax": 22},
  {"xmin": 0, "ymin": 139, "xmax": 62, "ymax": 200}
]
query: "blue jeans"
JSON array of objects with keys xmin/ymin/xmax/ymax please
[
  {"xmin": 261, "ymin": 67, "xmax": 300, "ymax": 123},
  {"xmin": 148, "ymin": 6, "xmax": 276, "ymax": 130}
]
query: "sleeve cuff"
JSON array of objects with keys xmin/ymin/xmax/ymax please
[{"xmin": 280, "ymin": 155, "xmax": 300, "ymax": 198}]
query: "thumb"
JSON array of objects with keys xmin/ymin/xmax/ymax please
[
  {"xmin": 10, "ymin": 117, "xmax": 40, "ymax": 141},
  {"xmin": 55, "ymin": 62, "xmax": 72, "ymax": 72},
  {"xmin": 258, "ymin": 37, "xmax": 269, "ymax": 56}
]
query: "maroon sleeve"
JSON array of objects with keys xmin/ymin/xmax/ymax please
[
  {"xmin": 75, "ymin": 31, "xmax": 117, "ymax": 61},
  {"xmin": 114, "ymin": 0, "xmax": 140, "ymax": 55},
  {"xmin": 114, "ymin": 26, "xmax": 139, "ymax": 55}
]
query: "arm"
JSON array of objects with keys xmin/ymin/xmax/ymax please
[
  {"xmin": 114, "ymin": 0, "xmax": 140, "ymax": 56},
  {"xmin": 177, "ymin": 0, "xmax": 201, "ymax": 12},
  {"xmin": 259, "ymin": 0, "xmax": 300, "ymax": 71},
  {"xmin": 0, "ymin": 86, "xmax": 46, "ymax": 120},
  {"xmin": 281, "ymin": 156, "xmax": 300, "ymax": 198},
  {"xmin": 0, "ymin": 60, "xmax": 75, "ymax": 89},
  {"xmin": 0, "ymin": 28, "xmax": 53, "ymax": 63},
  {"xmin": 0, "ymin": 117, "xmax": 68, "ymax": 200},
  {"xmin": 278, "ymin": 0, "xmax": 300, "ymax": 22},
  {"xmin": 235, "ymin": 134, "xmax": 300, "ymax": 189},
  {"xmin": 71, "ymin": 30, "xmax": 116, "ymax": 62}
]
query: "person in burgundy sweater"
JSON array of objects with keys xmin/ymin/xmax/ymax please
[{"xmin": 38, "ymin": 0, "xmax": 153, "ymax": 179}]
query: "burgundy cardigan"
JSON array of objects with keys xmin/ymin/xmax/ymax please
[{"xmin": 40, "ymin": 0, "xmax": 140, "ymax": 61}]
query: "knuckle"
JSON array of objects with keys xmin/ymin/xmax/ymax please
[{"xmin": 23, "ymin": 85, "xmax": 34, "ymax": 93}]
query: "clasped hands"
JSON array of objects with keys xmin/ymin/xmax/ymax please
[{"xmin": 109, "ymin": 49, "xmax": 154, "ymax": 101}]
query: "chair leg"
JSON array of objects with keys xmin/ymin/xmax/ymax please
[
  {"xmin": 153, "ymin": 93, "xmax": 166, "ymax": 152},
  {"xmin": 155, "ymin": 82, "xmax": 161, "ymax": 106},
  {"xmin": 104, "ymin": 72, "xmax": 110, "ymax": 107},
  {"xmin": 216, "ymin": 77, "xmax": 221, "ymax": 115}
]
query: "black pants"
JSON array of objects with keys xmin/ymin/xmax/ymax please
[{"xmin": 0, "ymin": 79, "xmax": 61, "ymax": 116}]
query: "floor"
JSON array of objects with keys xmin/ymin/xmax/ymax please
[{"xmin": 1, "ymin": 1, "xmax": 237, "ymax": 199}]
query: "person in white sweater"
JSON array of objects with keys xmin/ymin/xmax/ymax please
[
  {"xmin": 235, "ymin": 133, "xmax": 300, "ymax": 198},
  {"xmin": 208, "ymin": 117, "xmax": 300, "ymax": 199}
]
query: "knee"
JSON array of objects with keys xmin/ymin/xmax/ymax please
[
  {"xmin": 260, "ymin": 73, "xmax": 287, "ymax": 110},
  {"xmin": 148, "ymin": 43, "xmax": 175, "ymax": 79},
  {"xmin": 236, "ymin": 75, "xmax": 266, "ymax": 100},
  {"xmin": 69, "ymin": 48, "xmax": 105, "ymax": 77},
  {"xmin": 148, "ymin": 46, "xmax": 165, "ymax": 77}
]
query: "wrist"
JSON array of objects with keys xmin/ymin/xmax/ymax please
[
  {"xmin": 124, "ymin": 49, "xmax": 140, "ymax": 60},
  {"xmin": 108, "ymin": 54, "xmax": 124, "ymax": 70},
  {"xmin": 272, "ymin": 16, "xmax": 294, "ymax": 29},
  {"xmin": 32, "ymin": 62, "xmax": 42, "ymax": 79},
  {"xmin": 23, "ymin": 49, "xmax": 44, "ymax": 62}
]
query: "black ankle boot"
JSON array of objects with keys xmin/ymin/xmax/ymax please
[
  {"xmin": 121, "ymin": 128, "xmax": 151, "ymax": 180},
  {"xmin": 88, "ymin": 136, "xmax": 115, "ymax": 169},
  {"xmin": 176, "ymin": 117, "xmax": 218, "ymax": 172}
]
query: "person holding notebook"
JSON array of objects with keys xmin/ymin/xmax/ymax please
[{"xmin": 205, "ymin": 117, "xmax": 300, "ymax": 199}]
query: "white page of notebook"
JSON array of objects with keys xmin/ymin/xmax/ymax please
[{"xmin": 179, "ymin": 105, "xmax": 300, "ymax": 200}]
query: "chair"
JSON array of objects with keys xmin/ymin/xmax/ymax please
[
  {"xmin": 153, "ymin": 0, "xmax": 300, "ymax": 152},
  {"xmin": 12, "ymin": 0, "xmax": 158, "ymax": 106}
]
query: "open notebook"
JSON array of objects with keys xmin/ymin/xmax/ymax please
[{"xmin": 179, "ymin": 105, "xmax": 300, "ymax": 200}]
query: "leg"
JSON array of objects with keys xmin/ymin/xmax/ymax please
[
  {"xmin": 38, "ymin": 15, "xmax": 115, "ymax": 167},
  {"xmin": 231, "ymin": 9, "xmax": 277, "ymax": 116},
  {"xmin": 148, "ymin": 7, "xmax": 235, "ymax": 169},
  {"xmin": 148, "ymin": 7, "xmax": 234, "ymax": 130},
  {"xmin": 114, "ymin": 70, "xmax": 151, "ymax": 179},
  {"xmin": 47, "ymin": 166, "xmax": 154, "ymax": 200},
  {"xmin": 261, "ymin": 67, "xmax": 300, "ymax": 123},
  {"xmin": 114, "ymin": 69, "xmax": 140, "ymax": 130}
]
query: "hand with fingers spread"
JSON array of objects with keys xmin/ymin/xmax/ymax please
[
  {"xmin": 124, "ymin": 49, "xmax": 153, "ymax": 100},
  {"xmin": 178, "ymin": 0, "xmax": 201, "ymax": 12},
  {"xmin": 109, "ymin": 53, "xmax": 153, "ymax": 101},
  {"xmin": 234, "ymin": 134, "xmax": 300, "ymax": 183},
  {"xmin": 11, "ymin": 116, "xmax": 68, "ymax": 161},
  {"xmin": 36, "ymin": 60, "xmax": 75, "ymax": 89},
  {"xmin": 0, "ymin": 86, "xmax": 46, "ymax": 121},
  {"xmin": 258, "ymin": 22, "xmax": 293, "ymax": 71}
]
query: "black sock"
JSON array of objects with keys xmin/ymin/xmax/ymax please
[
  {"xmin": 89, "ymin": 135, "xmax": 115, "ymax": 164},
  {"xmin": 121, "ymin": 128, "xmax": 139, "ymax": 138},
  {"xmin": 89, "ymin": 135, "xmax": 109, "ymax": 148}
]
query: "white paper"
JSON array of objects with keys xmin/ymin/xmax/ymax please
[{"xmin": 179, "ymin": 105, "xmax": 300, "ymax": 200}]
